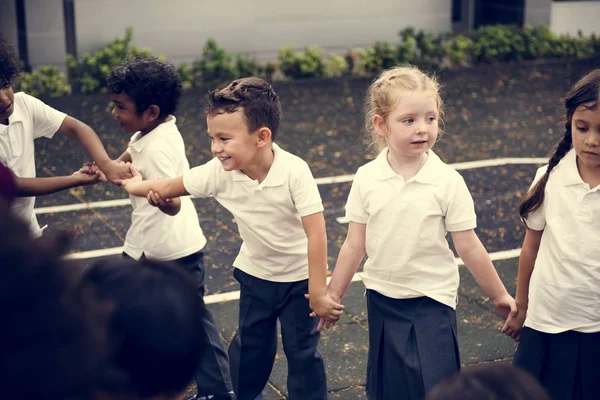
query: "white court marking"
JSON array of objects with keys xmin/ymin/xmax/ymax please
[
  {"xmin": 65, "ymin": 247, "xmax": 522, "ymax": 304},
  {"xmin": 35, "ymin": 157, "xmax": 547, "ymax": 215}
]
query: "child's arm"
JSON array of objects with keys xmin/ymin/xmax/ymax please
[
  {"xmin": 311, "ymin": 221, "xmax": 366, "ymax": 330},
  {"xmin": 328, "ymin": 221, "xmax": 367, "ymax": 299},
  {"xmin": 302, "ymin": 212, "xmax": 344, "ymax": 321},
  {"xmin": 14, "ymin": 167, "xmax": 105, "ymax": 197},
  {"xmin": 452, "ymin": 229, "xmax": 517, "ymax": 319},
  {"xmin": 119, "ymin": 165, "xmax": 189, "ymax": 199},
  {"xmin": 147, "ymin": 190, "xmax": 182, "ymax": 216},
  {"xmin": 501, "ymin": 228, "xmax": 542, "ymax": 341},
  {"xmin": 56, "ymin": 116, "xmax": 131, "ymax": 182}
]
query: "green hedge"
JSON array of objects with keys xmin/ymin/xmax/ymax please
[{"xmin": 18, "ymin": 25, "xmax": 600, "ymax": 98}]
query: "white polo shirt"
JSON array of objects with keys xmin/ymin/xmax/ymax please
[
  {"xmin": 0, "ymin": 92, "xmax": 66, "ymax": 237},
  {"xmin": 524, "ymin": 149, "xmax": 600, "ymax": 333},
  {"xmin": 124, "ymin": 116, "xmax": 206, "ymax": 261},
  {"xmin": 346, "ymin": 149, "xmax": 477, "ymax": 309},
  {"xmin": 183, "ymin": 143, "xmax": 324, "ymax": 282}
]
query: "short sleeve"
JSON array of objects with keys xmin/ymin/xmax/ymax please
[
  {"xmin": 444, "ymin": 173, "xmax": 477, "ymax": 232},
  {"xmin": 524, "ymin": 166, "xmax": 548, "ymax": 231},
  {"xmin": 22, "ymin": 93, "xmax": 67, "ymax": 139},
  {"xmin": 291, "ymin": 161, "xmax": 323, "ymax": 217},
  {"xmin": 344, "ymin": 169, "xmax": 368, "ymax": 224},
  {"xmin": 182, "ymin": 158, "xmax": 221, "ymax": 198}
]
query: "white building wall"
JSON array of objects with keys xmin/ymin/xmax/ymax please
[
  {"xmin": 0, "ymin": 0, "xmax": 19, "ymax": 58},
  {"xmin": 550, "ymin": 1, "xmax": 600, "ymax": 36},
  {"xmin": 525, "ymin": 0, "xmax": 551, "ymax": 27},
  {"xmin": 74, "ymin": 0, "xmax": 452, "ymax": 64},
  {"xmin": 25, "ymin": 0, "xmax": 67, "ymax": 68}
]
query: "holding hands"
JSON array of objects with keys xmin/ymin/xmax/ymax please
[{"xmin": 306, "ymin": 288, "xmax": 344, "ymax": 331}]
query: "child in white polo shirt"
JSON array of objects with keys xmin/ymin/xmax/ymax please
[
  {"xmin": 502, "ymin": 69, "xmax": 600, "ymax": 400},
  {"xmin": 119, "ymin": 77, "xmax": 344, "ymax": 400},
  {"xmin": 0, "ymin": 37, "xmax": 131, "ymax": 236},
  {"xmin": 320, "ymin": 66, "xmax": 516, "ymax": 400},
  {"xmin": 105, "ymin": 56, "xmax": 234, "ymax": 400}
]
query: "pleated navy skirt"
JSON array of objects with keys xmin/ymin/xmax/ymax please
[
  {"xmin": 366, "ymin": 290, "xmax": 460, "ymax": 400},
  {"xmin": 513, "ymin": 327, "xmax": 600, "ymax": 400}
]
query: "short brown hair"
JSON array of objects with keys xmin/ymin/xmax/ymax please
[{"xmin": 206, "ymin": 77, "xmax": 282, "ymax": 140}]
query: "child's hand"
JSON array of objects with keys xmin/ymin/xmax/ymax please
[
  {"xmin": 491, "ymin": 292, "xmax": 517, "ymax": 320},
  {"xmin": 117, "ymin": 163, "xmax": 142, "ymax": 188},
  {"xmin": 501, "ymin": 307, "xmax": 527, "ymax": 342},
  {"xmin": 305, "ymin": 290, "xmax": 344, "ymax": 331},
  {"xmin": 102, "ymin": 159, "xmax": 134, "ymax": 184},
  {"xmin": 73, "ymin": 163, "xmax": 105, "ymax": 185},
  {"xmin": 147, "ymin": 189, "xmax": 173, "ymax": 208}
]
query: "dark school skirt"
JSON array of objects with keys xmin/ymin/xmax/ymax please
[
  {"xmin": 366, "ymin": 290, "xmax": 460, "ymax": 400},
  {"xmin": 514, "ymin": 327, "xmax": 600, "ymax": 400}
]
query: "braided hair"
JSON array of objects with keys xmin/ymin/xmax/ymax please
[{"xmin": 520, "ymin": 69, "xmax": 600, "ymax": 220}]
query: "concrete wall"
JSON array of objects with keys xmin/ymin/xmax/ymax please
[
  {"xmin": 0, "ymin": 0, "xmax": 19, "ymax": 58},
  {"xmin": 74, "ymin": 0, "xmax": 452, "ymax": 64},
  {"xmin": 24, "ymin": 0, "xmax": 67, "ymax": 68},
  {"xmin": 525, "ymin": 0, "xmax": 552, "ymax": 27},
  {"xmin": 550, "ymin": 1, "xmax": 600, "ymax": 36}
]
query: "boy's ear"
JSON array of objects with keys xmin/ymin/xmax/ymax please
[
  {"xmin": 373, "ymin": 115, "xmax": 387, "ymax": 137},
  {"xmin": 255, "ymin": 127, "xmax": 272, "ymax": 147},
  {"xmin": 145, "ymin": 105, "xmax": 161, "ymax": 121}
]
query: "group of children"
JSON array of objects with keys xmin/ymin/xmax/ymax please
[{"xmin": 1, "ymin": 31, "xmax": 599, "ymax": 400}]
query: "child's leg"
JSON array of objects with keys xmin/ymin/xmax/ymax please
[
  {"xmin": 174, "ymin": 251, "xmax": 233, "ymax": 396},
  {"xmin": 228, "ymin": 269, "xmax": 278, "ymax": 400},
  {"xmin": 366, "ymin": 291, "xmax": 460, "ymax": 400},
  {"xmin": 278, "ymin": 279, "xmax": 327, "ymax": 400}
]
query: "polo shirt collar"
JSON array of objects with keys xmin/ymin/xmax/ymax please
[
  {"xmin": 232, "ymin": 142, "xmax": 286, "ymax": 187},
  {"xmin": 373, "ymin": 147, "xmax": 441, "ymax": 184},
  {"xmin": 560, "ymin": 149, "xmax": 584, "ymax": 186},
  {"xmin": 1, "ymin": 97, "xmax": 24, "ymax": 128},
  {"xmin": 128, "ymin": 115, "xmax": 176, "ymax": 152}
]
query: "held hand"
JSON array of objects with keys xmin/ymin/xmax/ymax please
[
  {"xmin": 73, "ymin": 164, "xmax": 105, "ymax": 185},
  {"xmin": 103, "ymin": 159, "xmax": 134, "ymax": 184},
  {"xmin": 147, "ymin": 189, "xmax": 173, "ymax": 208},
  {"xmin": 81, "ymin": 161, "xmax": 107, "ymax": 182},
  {"xmin": 305, "ymin": 290, "xmax": 344, "ymax": 331},
  {"xmin": 116, "ymin": 163, "xmax": 142, "ymax": 188},
  {"xmin": 491, "ymin": 292, "xmax": 517, "ymax": 320},
  {"xmin": 501, "ymin": 307, "xmax": 527, "ymax": 342}
]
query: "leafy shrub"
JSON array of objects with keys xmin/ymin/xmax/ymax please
[
  {"xmin": 16, "ymin": 66, "xmax": 71, "ymax": 98},
  {"xmin": 177, "ymin": 63, "xmax": 194, "ymax": 90},
  {"xmin": 362, "ymin": 42, "xmax": 398, "ymax": 74},
  {"xmin": 234, "ymin": 54, "xmax": 263, "ymax": 78},
  {"xmin": 67, "ymin": 27, "xmax": 153, "ymax": 94},
  {"xmin": 470, "ymin": 25, "xmax": 525, "ymax": 63},
  {"xmin": 328, "ymin": 54, "xmax": 348, "ymax": 77},
  {"xmin": 192, "ymin": 39, "xmax": 236, "ymax": 89},
  {"xmin": 278, "ymin": 46, "xmax": 326, "ymax": 79},
  {"xmin": 444, "ymin": 34, "xmax": 475, "ymax": 67}
]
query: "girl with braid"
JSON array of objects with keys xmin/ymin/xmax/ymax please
[{"xmin": 502, "ymin": 69, "xmax": 600, "ymax": 400}]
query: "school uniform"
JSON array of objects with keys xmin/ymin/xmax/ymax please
[
  {"xmin": 183, "ymin": 143, "xmax": 327, "ymax": 400},
  {"xmin": 124, "ymin": 116, "xmax": 232, "ymax": 396},
  {"xmin": 0, "ymin": 92, "xmax": 66, "ymax": 237},
  {"xmin": 346, "ymin": 148, "xmax": 477, "ymax": 400},
  {"xmin": 513, "ymin": 149, "xmax": 600, "ymax": 400}
]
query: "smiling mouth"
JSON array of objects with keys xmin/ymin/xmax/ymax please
[
  {"xmin": 412, "ymin": 140, "xmax": 427, "ymax": 144},
  {"xmin": 0, "ymin": 103, "xmax": 12, "ymax": 113},
  {"xmin": 218, "ymin": 156, "xmax": 231, "ymax": 161}
]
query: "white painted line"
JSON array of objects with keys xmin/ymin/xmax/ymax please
[
  {"xmin": 36, "ymin": 198, "xmax": 131, "ymax": 215},
  {"xmin": 203, "ymin": 248, "xmax": 522, "ymax": 305},
  {"xmin": 66, "ymin": 246, "xmax": 123, "ymax": 260},
  {"xmin": 336, "ymin": 216, "xmax": 349, "ymax": 224},
  {"xmin": 34, "ymin": 157, "xmax": 547, "ymax": 216}
]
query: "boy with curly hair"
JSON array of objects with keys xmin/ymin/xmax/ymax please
[
  {"xmin": 106, "ymin": 55, "xmax": 234, "ymax": 400},
  {"xmin": 0, "ymin": 37, "xmax": 131, "ymax": 236}
]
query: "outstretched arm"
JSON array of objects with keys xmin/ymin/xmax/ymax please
[
  {"xmin": 328, "ymin": 221, "xmax": 366, "ymax": 299},
  {"xmin": 14, "ymin": 168, "xmax": 104, "ymax": 197},
  {"xmin": 57, "ymin": 116, "xmax": 131, "ymax": 182},
  {"xmin": 452, "ymin": 229, "xmax": 517, "ymax": 319},
  {"xmin": 501, "ymin": 228, "xmax": 542, "ymax": 341},
  {"xmin": 119, "ymin": 165, "xmax": 189, "ymax": 199}
]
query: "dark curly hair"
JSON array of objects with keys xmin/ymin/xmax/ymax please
[
  {"xmin": 206, "ymin": 77, "xmax": 282, "ymax": 140},
  {"xmin": 0, "ymin": 204, "xmax": 111, "ymax": 400},
  {"xmin": 80, "ymin": 257, "xmax": 206, "ymax": 398},
  {"xmin": 107, "ymin": 55, "xmax": 182, "ymax": 119},
  {"xmin": 0, "ymin": 36, "xmax": 21, "ymax": 85}
]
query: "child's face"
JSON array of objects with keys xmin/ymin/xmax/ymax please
[
  {"xmin": 376, "ymin": 90, "xmax": 439, "ymax": 160},
  {"xmin": 110, "ymin": 92, "xmax": 152, "ymax": 134},
  {"xmin": 207, "ymin": 108, "xmax": 258, "ymax": 172},
  {"xmin": 0, "ymin": 84, "xmax": 15, "ymax": 123},
  {"xmin": 572, "ymin": 102, "xmax": 600, "ymax": 171}
]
